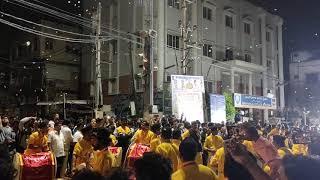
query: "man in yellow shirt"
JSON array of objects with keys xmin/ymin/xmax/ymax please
[
  {"xmin": 89, "ymin": 128, "xmax": 115, "ymax": 176},
  {"xmin": 172, "ymin": 137, "xmax": 217, "ymax": 180},
  {"xmin": 155, "ymin": 126, "xmax": 180, "ymax": 172},
  {"xmin": 131, "ymin": 121, "xmax": 154, "ymax": 145},
  {"xmin": 208, "ymin": 147, "xmax": 225, "ymax": 180},
  {"xmin": 115, "ymin": 119, "xmax": 131, "ymax": 136},
  {"xmin": 73, "ymin": 125, "xmax": 93, "ymax": 171},
  {"xmin": 25, "ymin": 121, "xmax": 49, "ymax": 155},
  {"xmin": 292, "ymin": 132, "xmax": 308, "ymax": 156},
  {"xmin": 181, "ymin": 122, "xmax": 191, "ymax": 140},
  {"xmin": 204, "ymin": 127, "xmax": 224, "ymax": 162},
  {"xmin": 272, "ymin": 135, "xmax": 292, "ymax": 158}
]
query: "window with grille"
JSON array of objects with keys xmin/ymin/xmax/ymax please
[
  {"xmin": 244, "ymin": 23, "xmax": 251, "ymax": 34},
  {"xmin": 225, "ymin": 49, "xmax": 233, "ymax": 60},
  {"xmin": 203, "ymin": 7, "xmax": 212, "ymax": 21},
  {"xmin": 45, "ymin": 38, "xmax": 53, "ymax": 50},
  {"xmin": 203, "ymin": 44, "xmax": 213, "ymax": 57},
  {"xmin": 225, "ymin": 15, "xmax": 233, "ymax": 28},
  {"xmin": 244, "ymin": 54, "xmax": 251, "ymax": 62},
  {"xmin": 266, "ymin": 31, "xmax": 271, "ymax": 42},
  {"xmin": 167, "ymin": 34, "xmax": 179, "ymax": 49},
  {"xmin": 168, "ymin": 0, "xmax": 179, "ymax": 9}
]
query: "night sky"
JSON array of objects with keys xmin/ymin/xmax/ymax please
[
  {"xmin": 251, "ymin": 0, "xmax": 320, "ymax": 80},
  {"xmin": 259, "ymin": 0, "xmax": 320, "ymax": 51}
]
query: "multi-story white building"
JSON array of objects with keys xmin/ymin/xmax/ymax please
[{"xmin": 82, "ymin": 0, "xmax": 285, "ymax": 121}]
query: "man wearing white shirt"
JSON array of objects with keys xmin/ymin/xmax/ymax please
[
  {"xmin": 61, "ymin": 119, "xmax": 73, "ymax": 176},
  {"xmin": 48, "ymin": 121, "xmax": 65, "ymax": 178}
]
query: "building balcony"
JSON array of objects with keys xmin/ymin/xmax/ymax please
[{"xmin": 218, "ymin": 59, "xmax": 266, "ymax": 73}]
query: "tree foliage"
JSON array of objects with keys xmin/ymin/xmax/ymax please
[{"xmin": 224, "ymin": 92, "xmax": 236, "ymax": 121}]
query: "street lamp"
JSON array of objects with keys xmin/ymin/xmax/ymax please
[
  {"xmin": 25, "ymin": 41, "xmax": 31, "ymax": 46},
  {"xmin": 303, "ymin": 108, "xmax": 310, "ymax": 126}
]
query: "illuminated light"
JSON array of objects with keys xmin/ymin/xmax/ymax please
[
  {"xmin": 305, "ymin": 87, "xmax": 308, "ymax": 90},
  {"xmin": 19, "ymin": 89, "xmax": 22, "ymax": 92},
  {"xmin": 274, "ymin": 8, "xmax": 278, "ymax": 11},
  {"xmin": 4, "ymin": 85, "xmax": 6, "ymax": 88},
  {"xmin": 205, "ymin": 27, "xmax": 208, "ymax": 30},
  {"xmin": 23, "ymin": 66, "xmax": 26, "ymax": 69},
  {"xmin": 46, "ymin": 71, "xmax": 49, "ymax": 74},
  {"xmin": 74, "ymin": 4, "xmax": 77, "ymax": 7},
  {"xmin": 25, "ymin": 41, "xmax": 31, "ymax": 46},
  {"xmin": 138, "ymin": 53, "xmax": 144, "ymax": 57},
  {"xmin": 40, "ymin": 89, "xmax": 43, "ymax": 92},
  {"xmin": 68, "ymin": 1, "xmax": 71, "ymax": 3},
  {"xmin": 78, "ymin": 1, "xmax": 80, "ymax": 3},
  {"xmin": 315, "ymin": 33, "xmax": 318, "ymax": 36},
  {"xmin": 32, "ymin": 62, "xmax": 36, "ymax": 64},
  {"xmin": 16, "ymin": 94, "xmax": 18, "ymax": 96},
  {"xmin": 250, "ymin": 46, "xmax": 253, "ymax": 49},
  {"xmin": 85, "ymin": 9, "xmax": 89, "ymax": 12},
  {"xmin": 294, "ymin": 91, "xmax": 297, "ymax": 93},
  {"xmin": 38, "ymin": 66, "xmax": 41, "ymax": 69},
  {"xmin": 34, "ymin": 90, "xmax": 37, "ymax": 92}
]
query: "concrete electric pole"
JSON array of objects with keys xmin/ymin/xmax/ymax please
[{"xmin": 95, "ymin": 2, "xmax": 103, "ymax": 109}]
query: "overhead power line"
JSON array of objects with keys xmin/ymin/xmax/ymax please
[{"xmin": 8, "ymin": 0, "xmax": 144, "ymax": 45}]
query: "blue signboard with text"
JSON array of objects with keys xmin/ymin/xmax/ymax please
[{"xmin": 233, "ymin": 93, "xmax": 276, "ymax": 109}]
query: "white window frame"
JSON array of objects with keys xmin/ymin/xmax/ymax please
[
  {"xmin": 244, "ymin": 53, "xmax": 252, "ymax": 62},
  {"xmin": 244, "ymin": 22, "xmax": 251, "ymax": 35},
  {"xmin": 167, "ymin": 34, "xmax": 180, "ymax": 49},
  {"xmin": 203, "ymin": 7, "xmax": 212, "ymax": 21},
  {"xmin": 225, "ymin": 15, "xmax": 233, "ymax": 29},
  {"xmin": 203, "ymin": 43, "xmax": 213, "ymax": 58},
  {"xmin": 266, "ymin": 31, "xmax": 271, "ymax": 42},
  {"xmin": 168, "ymin": 0, "xmax": 179, "ymax": 9}
]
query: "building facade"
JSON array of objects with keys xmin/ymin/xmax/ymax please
[
  {"xmin": 9, "ymin": 19, "xmax": 81, "ymax": 114},
  {"xmin": 288, "ymin": 51, "xmax": 320, "ymax": 122},
  {"xmin": 82, "ymin": 0, "xmax": 285, "ymax": 121}
]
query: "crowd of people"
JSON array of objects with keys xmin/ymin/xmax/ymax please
[{"xmin": 1, "ymin": 113, "xmax": 320, "ymax": 180}]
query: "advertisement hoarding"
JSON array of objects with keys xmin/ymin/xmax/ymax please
[
  {"xmin": 210, "ymin": 94, "xmax": 226, "ymax": 123},
  {"xmin": 171, "ymin": 75, "xmax": 205, "ymax": 122}
]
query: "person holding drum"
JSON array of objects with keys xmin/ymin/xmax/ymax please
[
  {"xmin": 24, "ymin": 121, "xmax": 49, "ymax": 155},
  {"xmin": 131, "ymin": 121, "xmax": 154, "ymax": 146},
  {"xmin": 73, "ymin": 125, "xmax": 94, "ymax": 172},
  {"xmin": 89, "ymin": 128, "xmax": 115, "ymax": 176}
]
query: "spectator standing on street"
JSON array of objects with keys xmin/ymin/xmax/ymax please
[{"xmin": 48, "ymin": 121, "xmax": 66, "ymax": 178}]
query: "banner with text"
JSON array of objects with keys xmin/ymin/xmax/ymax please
[
  {"xmin": 171, "ymin": 75, "xmax": 205, "ymax": 123},
  {"xmin": 210, "ymin": 94, "xmax": 226, "ymax": 123},
  {"xmin": 234, "ymin": 93, "xmax": 277, "ymax": 109}
]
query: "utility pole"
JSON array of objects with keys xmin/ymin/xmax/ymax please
[
  {"xmin": 149, "ymin": 0, "xmax": 154, "ymax": 107},
  {"xmin": 180, "ymin": 0, "xmax": 188, "ymax": 75},
  {"xmin": 63, "ymin": 93, "xmax": 66, "ymax": 120},
  {"xmin": 128, "ymin": 36, "xmax": 136, "ymax": 102},
  {"xmin": 95, "ymin": 2, "xmax": 103, "ymax": 109}
]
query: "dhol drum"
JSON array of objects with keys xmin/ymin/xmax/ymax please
[
  {"xmin": 13, "ymin": 152, "xmax": 56, "ymax": 180},
  {"xmin": 124, "ymin": 143, "xmax": 150, "ymax": 168},
  {"xmin": 108, "ymin": 147, "xmax": 123, "ymax": 168}
]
